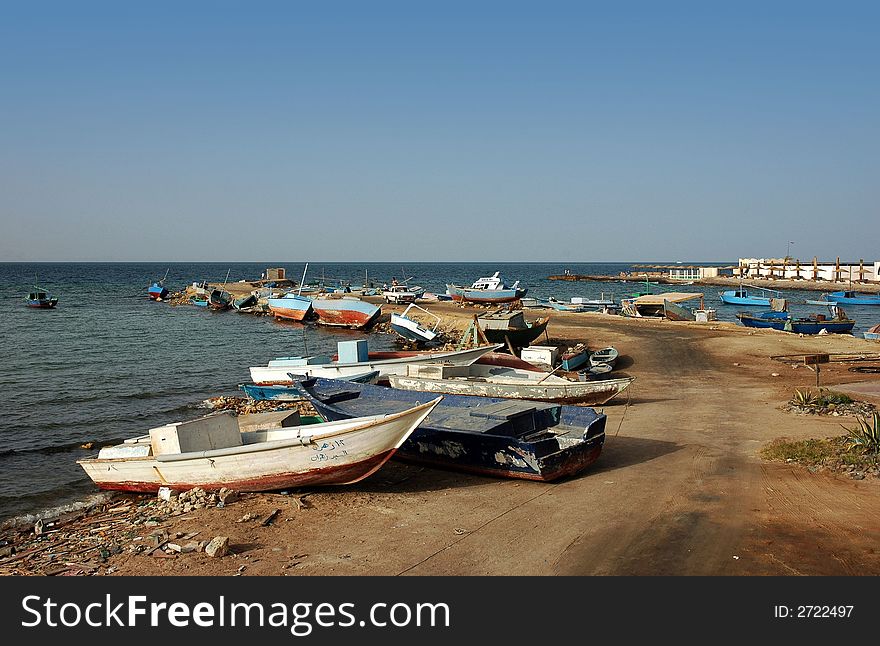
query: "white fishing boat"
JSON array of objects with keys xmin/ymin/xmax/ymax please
[
  {"xmin": 249, "ymin": 342, "xmax": 503, "ymax": 384},
  {"xmin": 386, "ymin": 363, "xmax": 634, "ymax": 405},
  {"xmin": 77, "ymin": 398, "xmax": 441, "ymax": 493}
]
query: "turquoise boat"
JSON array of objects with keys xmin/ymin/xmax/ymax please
[{"xmin": 822, "ymin": 291, "xmax": 880, "ymax": 306}]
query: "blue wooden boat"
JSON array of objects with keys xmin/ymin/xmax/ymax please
[
  {"xmin": 718, "ymin": 285, "xmax": 781, "ymax": 306},
  {"xmin": 822, "ymin": 291, "xmax": 880, "ymax": 306},
  {"xmin": 239, "ymin": 370, "xmax": 381, "ymax": 400},
  {"xmin": 148, "ymin": 269, "xmax": 170, "ymax": 300},
  {"xmin": 190, "ymin": 294, "xmax": 209, "ymax": 307},
  {"xmin": 864, "ymin": 324, "xmax": 880, "ymax": 341},
  {"xmin": 735, "ymin": 309, "xmax": 855, "ymax": 334},
  {"xmin": 296, "ymin": 377, "xmax": 607, "ymax": 482}
]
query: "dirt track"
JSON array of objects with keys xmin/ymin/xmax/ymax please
[{"xmin": 29, "ymin": 305, "xmax": 880, "ymax": 576}]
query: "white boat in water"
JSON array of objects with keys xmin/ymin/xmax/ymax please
[
  {"xmin": 249, "ymin": 342, "xmax": 503, "ymax": 384},
  {"xmin": 387, "ymin": 363, "xmax": 634, "ymax": 405},
  {"xmin": 77, "ymin": 399, "xmax": 441, "ymax": 493}
]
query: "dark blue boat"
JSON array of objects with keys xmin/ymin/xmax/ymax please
[
  {"xmin": 735, "ymin": 309, "xmax": 855, "ymax": 334},
  {"xmin": 296, "ymin": 377, "xmax": 607, "ymax": 482}
]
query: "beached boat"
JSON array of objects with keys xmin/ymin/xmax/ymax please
[
  {"xmin": 311, "ymin": 296, "xmax": 381, "ymax": 329},
  {"xmin": 267, "ymin": 292, "xmax": 314, "ymax": 321},
  {"xmin": 208, "ymin": 288, "xmax": 233, "ymax": 311},
  {"xmin": 232, "ymin": 293, "xmax": 258, "ymax": 311},
  {"xmin": 190, "ymin": 295, "xmax": 209, "ymax": 307},
  {"xmin": 26, "ymin": 288, "xmax": 58, "ymax": 309},
  {"xmin": 718, "ymin": 285, "xmax": 781, "ymax": 306},
  {"xmin": 621, "ymin": 292, "xmax": 703, "ymax": 318},
  {"xmin": 446, "ymin": 272, "xmax": 527, "ymax": 304},
  {"xmin": 864, "ymin": 324, "xmax": 880, "ymax": 341},
  {"xmin": 240, "ymin": 370, "xmax": 381, "ymax": 400},
  {"xmin": 735, "ymin": 309, "xmax": 855, "ymax": 334},
  {"xmin": 560, "ymin": 345, "xmax": 590, "ymax": 371},
  {"xmin": 390, "ymin": 303, "xmax": 442, "ymax": 344},
  {"xmin": 386, "ymin": 362, "xmax": 634, "ymax": 405},
  {"xmin": 589, "ymin": 346, "xmax": 619, "ymax": 369},
  {"xmin": 477, "ymin": 310, "xmax": 550, "ymax": 348},
  {"xmin": 821, "ymin": 291, "xmax": 880, "ymax": 306},
  {"xmin": 296, "ymin": 377, "xmax": 607, "ymax": 482},
  {"xmin": 77, "ymin": 398, "xmax": 441, "ymax": 493},
  {"xmin": 249, "ymin": 342, "xmax": 504, "ymax": 384}
]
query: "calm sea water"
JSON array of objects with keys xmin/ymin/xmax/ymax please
[{"xmin": 0, "ymin": 261, "xmax": 874, "ymax": 522}]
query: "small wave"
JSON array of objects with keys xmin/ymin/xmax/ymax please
[
  {"xmin": 0, "ymin": 491, "xmax": 115, "ymax": 529},
  {"xmin": 0, "ymin": 437, "xmax": 129, "ymax": 457}
]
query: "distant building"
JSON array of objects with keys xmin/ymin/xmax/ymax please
[
  {"xmin": 631, "ymin": 264, "xmax": 736, "ymax": 281},
  {"xmin": 737, "ymin": 258, "xmax": 878, "ymax": 282}
]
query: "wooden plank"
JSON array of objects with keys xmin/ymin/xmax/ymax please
[{"xmin": 803, "ymin": 354, "xmax": 830, "ymax": 365}]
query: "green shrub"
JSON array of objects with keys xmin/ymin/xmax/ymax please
[{"xmin": 842, "ymin": 412, "xmax": 880, "ymax": 455}]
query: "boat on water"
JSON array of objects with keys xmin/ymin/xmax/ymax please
[
  {"xmin": 77, "ymin": 398, "xmax": 441, "ymax": 493},
  {"xmin": 26, "ymin": 274, "xmax": 58, "ymax": 308},
  {"xmin": 311, "ymin": 296, "xmax": 381, "ymax": 329},
  {"xmin": 26, "ymin": 288, "xmax": 58, "ymax": 309},
  {"xmin": 718, "ymin": 285, "xmax": 782, "ymax": 306},
  {"xmin": 863, "ymin": 323, "xmax": 880, "ymax": 341},
  {"xmin": 240, "ymin": 370, "xmax": 381, "ymax": 401},
  {"xmin": 735, "ymin": 308, "xmax": 855, "ymax": 334},
  {"xmin": 390, "ymin": 303, "xmax": 442, "ymax": 344},
  {"xmin": 249, "ymin": 342, "xmax": 504, "ymax": 384},
  {"xmin": 386, "ymin": 362, "xmax": 635, "ymax": 405},
  {"xmin": 477, "ymin": 310, "xmax": 550, "ymax": 348},
  {"xmin": 148, "ymin": 269, "xmax": 170, "ymax": 301},
  {"xmin": 296, "ymin": 377, "xmax": 607, "ymax": 481},
  {"xmin": 821, "ymin": 291, "xmax": 880, "ymax": 306},
  {"xmin": 446, "ymin": 272, "xmax": 527, "ymax": 304}
]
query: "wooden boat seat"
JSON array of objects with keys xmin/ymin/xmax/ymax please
[{"xmin": 319, "ymin": 388, "xmax": 362, "ymax": 404}]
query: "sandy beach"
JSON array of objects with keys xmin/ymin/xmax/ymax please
[{"xmin": 2, "ymin": 300, "xmax": 879, "ymax": 576}]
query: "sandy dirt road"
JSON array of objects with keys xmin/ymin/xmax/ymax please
[{"xmin": 51, "ymin": 306, "xmax": 880, "ymax": 576}]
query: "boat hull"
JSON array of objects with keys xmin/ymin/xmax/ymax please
[
  {"xmin": 446, "ymin": 284, "xmax": 528, "ymax": 304},
  {"xmin": 241, "ymin": 370, "xmax": 380, "ymax": 400},
  {"xmin": 298, "ymin": 378, "xmax": 607, "ymax": 482},
  {"xmin": 864, "ymin": 332, "xmax": 880, "ymax": 341},
  {"xmin": 148, "ymin": 283, "xmax": 168, "ymax": 300},
  {"xmin": 268, "ymin": 294, "xmax": 313, "ymax": 321},
  {"xmin": 560, "ymin": 349, "xmax": 589, "ymax": 371},
  {"xmin": 78, "ymin": 400, "xmax": 439, "ymax": 493},
  {"xmin": 825, "ymin": 292, "xmax": 880, "ymax": 305},
  {"xmin": 311, "ymin": 298, "xmax": 381, "ymax": 329},
  {"xmin": 387, "ymin": 373, "xmax": 634, "ymax": 405},
  {"xmin": 26, "ymin": 300, "xmax": 58, "ymax": 308},
  {"xmin": 737, "ymin": 313, "xmax": 855, "ymax": 334},
  {"xmin": 480, "ymin": 317, "xmax": 550, "ymax": 347}
]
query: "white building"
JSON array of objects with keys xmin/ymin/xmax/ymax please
[{"xmin": 737, "ymin": 258, "xmax": 878, "ymax": 282}]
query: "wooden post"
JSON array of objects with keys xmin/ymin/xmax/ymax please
[
  {"xmin": 835, "ymin": 256, "xmax": 841, "ymax": 282},
  {"xmin": 813, "ymin": 256, "xmax": 818, "ymax": 281}
]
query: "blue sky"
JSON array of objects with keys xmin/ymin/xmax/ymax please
[{"xmin": 1, "ymin": 1, "xmax": 877, "ymax": 262}]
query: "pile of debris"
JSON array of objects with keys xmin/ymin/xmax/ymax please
[
  {"xmin": 0, "ymin": 486, "xmax": 256, "ymax": 575},
  {"xmin": 203, "ymin": 396, "xmax": 317, "ymax": 417}
]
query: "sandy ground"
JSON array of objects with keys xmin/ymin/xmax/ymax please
[{"xmin": 8, "ymin": 302, "xmax": 880, "ymax": 576}]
